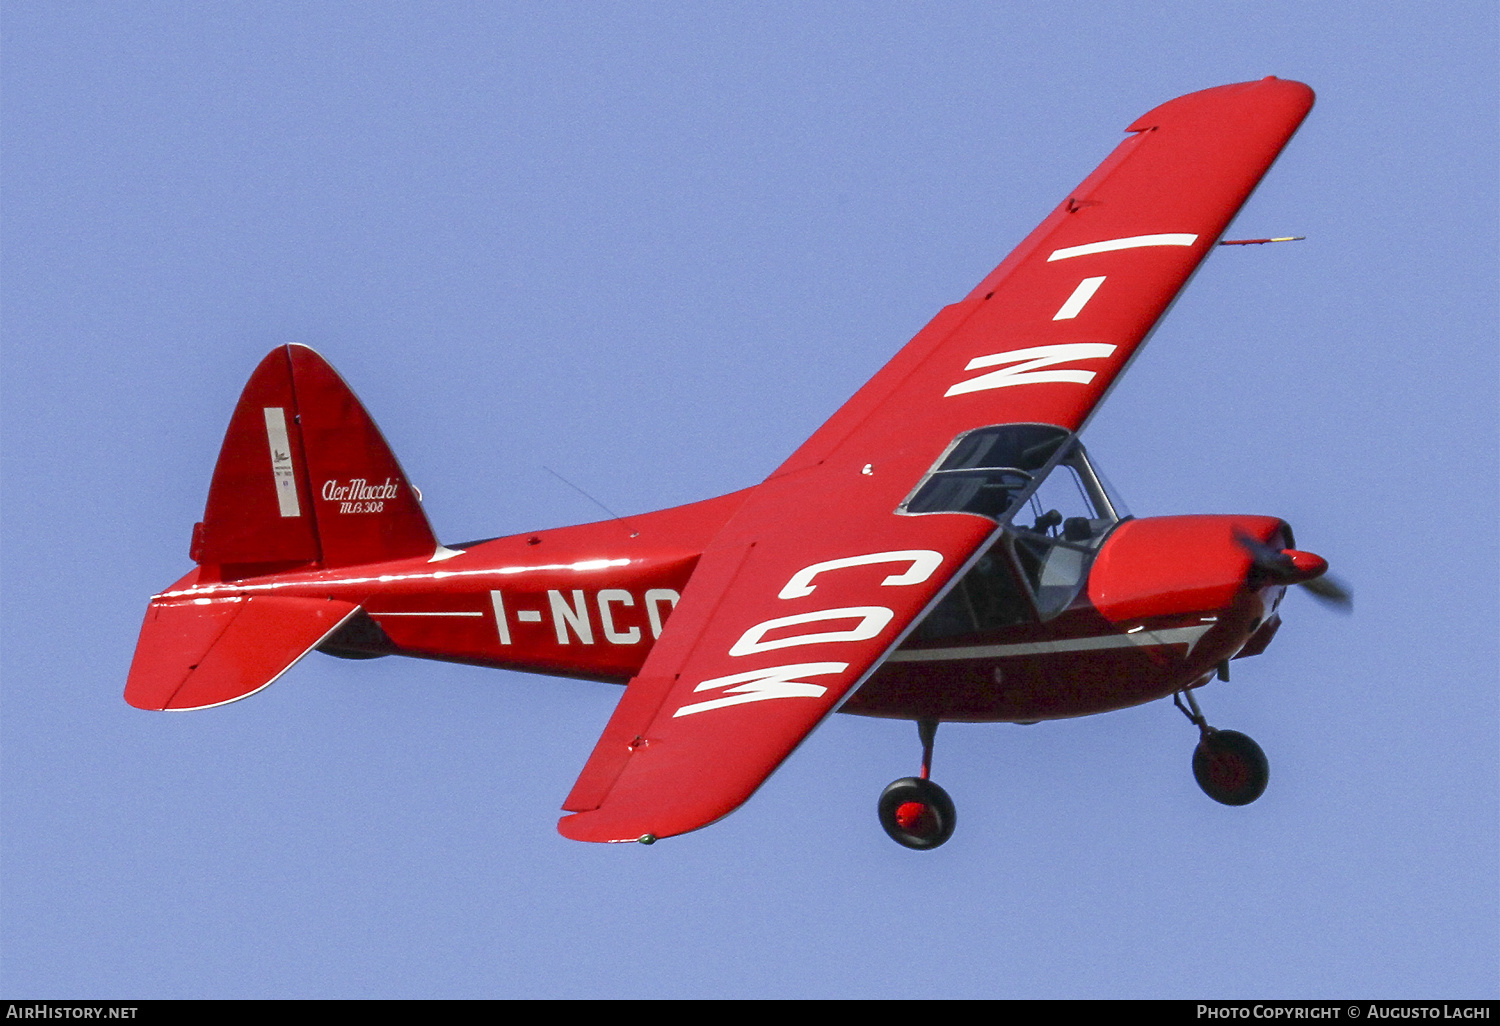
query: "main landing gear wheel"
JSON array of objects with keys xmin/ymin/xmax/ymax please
[
  {"xmin": 1174, "ymin": 689, "xmax": 1269, "ymax": 807},
  {"xmin": 878, "ymin": 719, "xmax": 956, "ymax": 849},
  {"xmin": 878, "ymin": 777, "xmax": 957, "ymax": 850},
  {"xmin": 1192, "ymin": 730, "xmax": 1269, "ymax": 806}
]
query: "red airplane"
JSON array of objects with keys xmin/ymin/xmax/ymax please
[{"xmin": 126, "ymin": 77, "xmax": 1347, "ymax": 849}]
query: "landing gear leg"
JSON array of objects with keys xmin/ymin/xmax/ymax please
[
  {"xmin": 878, "ymin": 719, "xmax": 957, "ymax": 850},
  {"xmin": 1174, "ymin": 689, "xmax": 1269, "ymax": 806}
]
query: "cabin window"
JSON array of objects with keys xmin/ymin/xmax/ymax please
[
  {"xmin": 901, "ymin": 424, "xmax": 1070, "ymax": 521},
  {"xmin": 912, "ymin": 542, "xmax": 1033, "ymax": 641},
  {"xmin": 908, "ymin": 435, "xmax": 1129, "ymax": 638}
]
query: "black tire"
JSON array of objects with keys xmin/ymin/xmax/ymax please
[
  {"xmin": 878, "ymin": 777, "xmax": 957, "ymax": 849},
  {"xmin": 1193, "ymin": 729, "xmax": 1269, "ymax": 806}
]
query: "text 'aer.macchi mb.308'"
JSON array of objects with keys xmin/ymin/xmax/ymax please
[{"xmin": 128, "ymin": 77, "xmax": 1348, "ymax": 849}]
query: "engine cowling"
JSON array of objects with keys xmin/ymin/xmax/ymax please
[{"xmin": 1086, "ymin": 514, "xmax": 1287, "ymax": 622}]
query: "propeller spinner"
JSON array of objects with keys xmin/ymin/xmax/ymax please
[{"xmin": 1234, "ymin": 529, "xmax": 1352, "ymax": 612}]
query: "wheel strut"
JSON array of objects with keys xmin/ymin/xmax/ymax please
[
  {"xmin": 918, "ymin": 718, "xmax": 938, "ymax": 779},
  {"xmin": 877, "ymin": 719, "xmax": 956, "ymax": 849},
  {"xmin": 1174, "ymin": 688, "xmax": 1269, "ymax": 806},
  {"xmin": 1173, "ymin": 688, "xmax": 1213, "ymax": 741}
]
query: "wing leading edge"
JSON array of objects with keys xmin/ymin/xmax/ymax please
[{"xmin": 559, "ymin": 78, "xmax": 1315, "ymax": 843}]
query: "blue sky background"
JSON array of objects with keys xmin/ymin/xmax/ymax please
[{"xmin": 3, "ymin": 2, "xmax": 1495, "ymax": 998}]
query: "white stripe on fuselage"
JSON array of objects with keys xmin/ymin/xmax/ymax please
[
  {"xmin": 884, "ymin": 623, "xmax": 1214, "ymax": 663},
  {"xmin": 369, "ymin": 611, "xmax": 485, "ymax": 617}
]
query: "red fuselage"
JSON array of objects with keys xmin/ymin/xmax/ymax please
[{"xmin": 153, "ymin": 488, "xmax": 1289, "ymax": 723}]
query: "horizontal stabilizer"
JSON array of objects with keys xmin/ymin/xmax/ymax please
[{"xmin": 125, "ymin": 595, "xmax": 359, "ymax": 711}]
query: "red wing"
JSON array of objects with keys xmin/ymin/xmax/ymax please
[
  {"xmin": 559, "ymin": 478, "xmax": 993, "ymax": 842},
  {"xmin": 558, "ymin": 78, "xmax": 1315, "ymax": 843},
  {"xmin": 777, "ymin": 77, "xmax": 1315, "ymax": 477}
]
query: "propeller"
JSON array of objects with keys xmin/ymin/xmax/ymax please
[
  {"xmin": 1297, "ymin": 572, "xmax": 1353, "ymax": 610},
  {"xmin": 1234, "ymin": 529, "xmax": 1352, "ymax": 613}
]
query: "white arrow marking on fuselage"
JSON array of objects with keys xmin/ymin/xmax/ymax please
[
  {"xmin": 673, "ymin": 662, "xmax": 850, "ymax": 717},
  {"xmin": 883, "ymin": 623, "xmax": 1215, "ymax": 662},
  {"xmin": 945, "ymin": 343, "xmax": 1118, "ymax": 397}
]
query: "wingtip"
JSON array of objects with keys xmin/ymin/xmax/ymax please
[
  {"xmin": 1127, "ymin": 77, "xmax": 1314, "ymax": 133},
  {"xmin": 556, "ymin": 810, "xmax": 656, "ymax": 844},
  {"xmin": 557, "ymin": 801, "xmax": 730, "ymax": 845}
]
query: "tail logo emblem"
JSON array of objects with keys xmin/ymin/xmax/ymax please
[{"xmin": 322, "ymin": 477, "xmax": 400, "ymax": 515}]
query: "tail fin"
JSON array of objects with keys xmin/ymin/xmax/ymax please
[{"xmin": 194, "ymin": 345, "xmax": 438, "ymax": 572}]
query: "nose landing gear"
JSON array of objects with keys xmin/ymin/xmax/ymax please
[
  {"xmin": 1174, "ymin": 689, "xmax": 1269, "ymax": 806},
  {"xmin": 878, "ymin": 719, "xmax": 957, "ymax": 849}
]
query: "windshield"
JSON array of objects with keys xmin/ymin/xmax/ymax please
[{"xmin": 1008, "ymin": 444, "xmax": 1123, "ymax": 616}]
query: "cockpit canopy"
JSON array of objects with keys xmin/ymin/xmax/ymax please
[
  {"xmin": 902, "ymin": 424, "xmax": 1071, "ymax": 521},
  {"xmin": 903, "ymin": 424, "xmax": 1129, "ymax": 636}
]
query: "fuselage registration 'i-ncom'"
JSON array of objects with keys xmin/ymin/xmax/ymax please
[{"xmin": 127, "ymin": 78, "xmax": 1346, "ymax": 849}]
